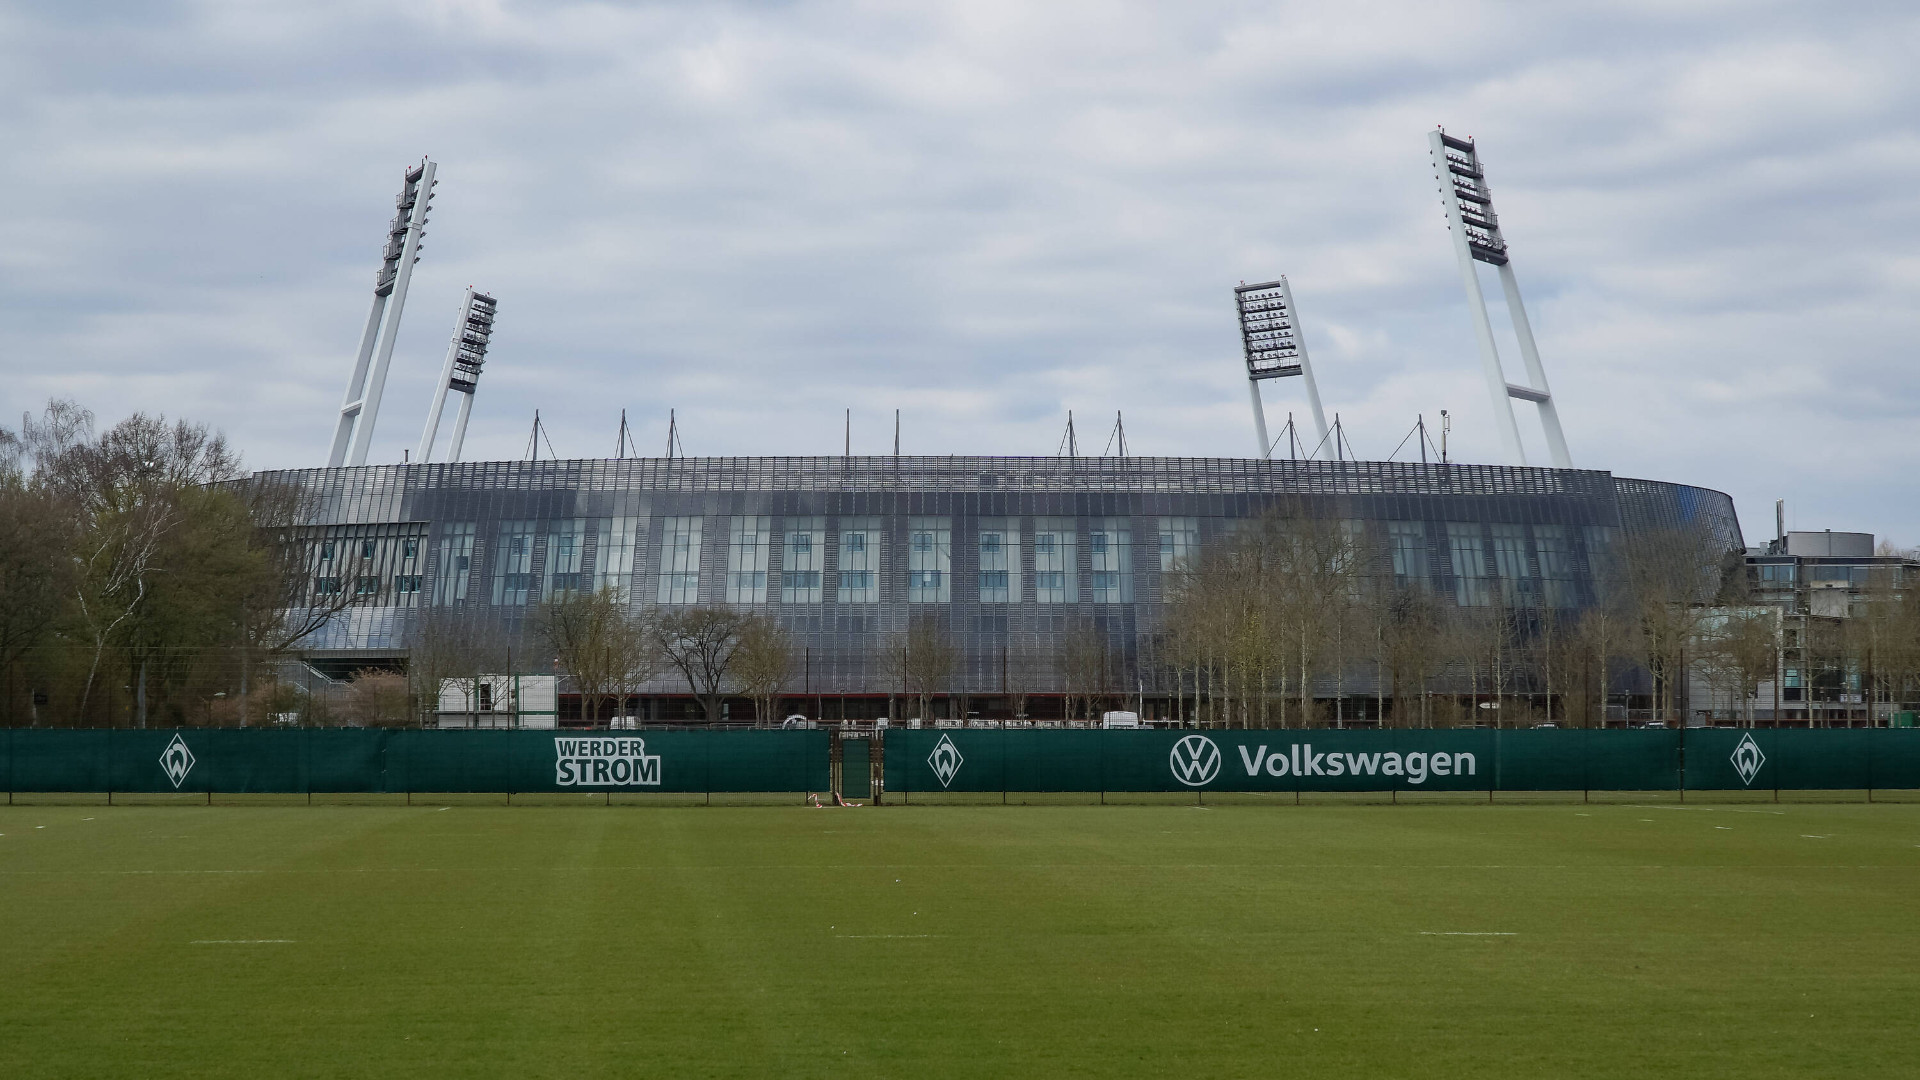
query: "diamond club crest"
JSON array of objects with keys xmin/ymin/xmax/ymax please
[
  {"xmin": 159, "ymin": 734, "xmax": 196, "ymax": 789},
  {"xmin": 1729, "ymin": 733, "xmax": 1765, "ymax": 786},
  {"xmin": 927, "ymin": 734, "xmax": 964, "ymax": 788}
]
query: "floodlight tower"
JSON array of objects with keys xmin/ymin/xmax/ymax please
[
  {"xmin": 327, "ymin": 158, "xmax": 437, "ymax": 467},
  {"xmin": 1429, "ymin": 130, "xmax": 1572, "ymax": 468},
  {"xmin": 416, "ymin": 289, "xmax": 498, "ymax": 463},
  {"xmin": 1235, "ymin": 277, "xmax": 1329, "ymax": 459}
]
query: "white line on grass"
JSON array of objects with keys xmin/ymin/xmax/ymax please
[
  {"xmin": 836, "ymin": 934, "xmax": 941, "ymax": 939},
  {"xmin": 191, "ymin": 940, "xmax": 294, "ymax": 944},
  {"xmin": 1419, "ymin": 932, "xmax": 1515, "ymax": 936}
]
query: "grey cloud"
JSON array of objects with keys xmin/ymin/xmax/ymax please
[{"xmin": 3, "ymin": 0, "xmax": 1918, "ymax": 542}]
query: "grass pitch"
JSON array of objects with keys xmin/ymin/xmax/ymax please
[{"xmin": 3, "ymin": 799, "xmax": 1917, "ymax": 1078}]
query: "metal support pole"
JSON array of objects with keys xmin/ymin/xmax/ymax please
[
  {"xmin": 1497, "ymin": 264, "xmax": 1572, "ymax": 468},
  {"xmin": 1247, "ymin": 381, "xmax": 1271, "ymax": 459}
]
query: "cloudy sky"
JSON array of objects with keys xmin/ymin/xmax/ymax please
[{"xmin": 4, "ymin": 1, "xmax": 1917, "ymax": 545}]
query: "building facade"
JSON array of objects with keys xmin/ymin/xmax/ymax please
[{"xmin": 263, "ymin": 455, "xmax": 1742, "ymax": 721}]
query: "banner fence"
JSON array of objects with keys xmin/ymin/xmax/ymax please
[{"xmin": 3, "ymin": 728, "xmax": 1917, "ymax": 799}]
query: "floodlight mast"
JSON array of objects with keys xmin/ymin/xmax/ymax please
[
  {"xmin": 328, "ymin": 158, "xmax": 437, "ymax": 467},
  {"xmin": 1429, "ymin": 130, "xmax": 1572, "ymax": 468},
  {"xmin": 1235, "ymin": 277, "xmax": 1329, "ymax": 459},
  {"xmin": 417, "ymin": 288, "xmax": 498, "ymax": 463}
]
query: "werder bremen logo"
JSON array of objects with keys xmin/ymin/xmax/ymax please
[
  {"xmin": 1169, "ymin": 734, "xmax": 1222, "ymax": 787},
  {"xmin": 1730, "ymin": 733, "xmax": 1766, "ymax": 786},
  {"xmin": 927, "ymin": 734, "xmax": 964, "ymax": 788},
  {"xmin": 159, "ymin": 734, "xmax": 196, "ymax": 789}
]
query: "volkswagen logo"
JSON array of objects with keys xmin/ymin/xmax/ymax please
[{"xmin": 1169, "ymin": 734, "xmax": 1222, "ymax": 787}]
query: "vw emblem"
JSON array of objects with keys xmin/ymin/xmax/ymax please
[{"xmin": 1169, "ymin": 734, "xmax": 1222, "ymax": 787}]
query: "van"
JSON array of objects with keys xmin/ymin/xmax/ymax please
[{"xmin": 1100, "ymin": 711, "xmax": 1141, "ymax": 729}]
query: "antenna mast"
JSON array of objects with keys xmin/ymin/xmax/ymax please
[
  {"xmin": 1236, "ymin": 277, "xmax": 1329, "ymax": 460},
  {"xmin": 329, "ymin": 157, "xmax": 437, "ymax": 467},
  {"xmin": 417, "ymin": 288, "xmax": 497, "ymax": 463},
  {"xmin": 1430, "ymin": 129, "xmax": 1572, "ymax": 468}
]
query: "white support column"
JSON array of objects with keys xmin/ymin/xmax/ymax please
[
  {"xmin": 1276, "ymin": 276, "xmax": 1330, "ymax": 454},
  {"xmin": 328, "ymin": 299, "xmax": 389, "ymax": 467},
  {"xmin": 1431, "ymin": 130, "xmax": 1527, "ymax": 467},
  {"xmin": 1496, "ymin": 263, "xmax": 1572, "ymax": 468},
  {"xmin": 346, "ymin": 160, "xmax": 435, "ymax": 467},
  {"xmin": 1247, "ymin": 380, "xmax": 1271, "ymax": 459},
  {"xmin": 447, "ymin": 391, "xmax": 475, "ymax": 462}
]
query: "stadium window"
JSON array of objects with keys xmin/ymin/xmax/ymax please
[
  {"xmin": 1388, "ymin": 522, "xmax": 1427, "ymax": 587},
  {"xmin": 314, "ymin": 576, "xmax": 342, "ymax": 595},
  {"xmin": 1447, "ymin": 523, "xmax": 1490, "ymax": 607},
  {"xmin": 435, "ymin": 523, "xmax": 474, "ymax": 606},
  {"xmin": 782, "ymin": 517, "xmax": 825, "ymax": 603},
  {"xmin": 545, "ymin": 520, "xmax": 586, "ymax": 598},
  {"xmin": 978, "ymin": 518, "xmax": 1019, "ymax": 603},
  {"xmin": 396, "ymin": 575, "xmax": 422, "ymax": 594},
  {"xmin": 727, "ymin": 516, "xmax": 772, "ymax": 604},
  {"xmin": 355, "ymin": 576, "xmax": 381, "ymax": 595},
  {"xmin": 320, "ymin": 540, "xmax": 335, "ymax": 561},
  {"xmin": 1159, "ymin": 517, "xmax": 1198, "ymax": 574},
  {"xmin": 836, "ymin": 518, "xmax": 879, "ymax": 603},
  {"xmin": 1034, "ymin": 518, "xmax": 1076, "ymax": 603},
  {"xmin": 401, "ymin": 538, "xmax": 418, "ymax": 560},
  {"xmin": 1088, "ymin": 518, "xmax": 1132, "ymax": 603},
  {"xmin": 907, "ymin": 517, "xmax": 951, "ymax": 603},
  {"xmin": 657, "ymin": 516, "xmax": 703, "ymax": 605},
  {"xmin": 593, "ymin": 516, "xmax": 640, "ymax": 601},
  {"xmin": 492, "ymin": 520, "xmax": 537, "ymax": 605}
]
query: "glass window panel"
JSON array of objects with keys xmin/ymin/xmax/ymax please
[
  {"xmin": 837, "ymin": 517, "xmax": 879, "ymax": 603},
  {"xmin": 727, "ymin": 515, "xmax": 772, "ymax": 604},
  {"xmin": 1159, "ymin": 517, "xmax": 1198, "ymax": 574},
  {"xmin": 907, "ymin": 516, "xmax": 951, "ymax": 603},
  {"xmin": 1389, "ymin": 521, "xmax": 1427, "ymax": 587},
  {"xmin": 782, "ymin": 516, "xmax": 825, "ymax": 603},
  {"xmin": 978, "ymin": 518, "xmax": 1019, "ymax": 603},
  {"xmin": 658, "ymin": 516, "xmax": 703, "ymax": 605},
  {"xmin": 1089, "ymin": 517, "xmax": 1132, "ymax": 603},
  {"xmin": 1447, "ymin": 522, "xmax": 1489, "ymax": 607},
  {"xmin": 1034, "ymin": 517, "xmax": 1077, "ymax": 603},
  {"xmin": 434, "ymin": 523, "xmax": 473, "ymax": 605},
  {"xmin": 545, "ymin": 519, "xmax": 587, "ymax": 598},
  {"xmin": 492, "ymin": 519, "xmax": 536, "ymax": 605},
  {"xmin": 593, "ymin": 517, "xmax": 639, "ymax": 601}
]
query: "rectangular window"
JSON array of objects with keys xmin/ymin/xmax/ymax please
[
  {"xmin": 1035, "ymin": 517, "xmax": 1077, "ymax": 603},
  {"xmin": 726, "ymin": 516, "xmax": 772, "ymax": 604},
  {"xmin": 401, "ymin": 538, "xmax": 418, "ymax": 560},
  {"xmin": 1089, "ymin": 518, "xmax": 1132, "ymax": 603},
  {"xmin": 1447, "ymin": 523, "xmax": 1489, "ymax": 607},
  {"xmin": 978, "ymin": 519, "xmax": 1019, "ymax": 603},
  {"xmin": 907, "ymin": 517, "xmax": 951, "ymax": 603},
  {"xmin": 1159, "ymin": 517, "xmax": 1199, "ymax": 574},
  {"xmin": 657, "ymin": 516, "xmax": 703, "ymax": 605},
  {"xmin": 593, "ymin": 517, "xmax": 639, "ymax": 601},
  {"xmin": 1491, "ymin": 523, "xmax": 1535, "ymax": 606},
  {"xmin": 396, "ymin": 575, "xmax": 422, "ymax": 594},
  {"xmin": 837, "ymin": 518, "xmax": 879, "ymax": 603},
  {"xmin": 314, "ymin": 576, "xmax": 341, "ymax": 596},
  {"xmin": 359, "ymin": 539, "xmax": 375, "ymax": 560},
  {"xmin": 1389, "ymin": 521, "xmax": 1428, "ymax": 587},
  {"xmin": 781, "ymin": 517, "xmax": 825, "ymax": 603},
  {"xmin": 320, "ymin": 540, "xmax": 335, "ymax": 561},
  {"xmin": 1534, "ymin": 524, "xmax": 1573, "ymax": 607},
  {"xmin": 545, "ymin": 519, "xmax": 586, "ymax": 598},
  {"xmin": 355, "ymin": 575, "xmax": 381, "ymax": 596},
  {"xmin": 434, "ymin": 523, "xmax": 473, "ymax": 605},
  {"xmin": 492, "ymin": 520, "xmax": 537, "ymax": 605}
]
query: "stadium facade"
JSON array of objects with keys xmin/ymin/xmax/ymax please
[{"xmin": 269, "ymin": 454, "xmax": 1742, "ymax": 722}]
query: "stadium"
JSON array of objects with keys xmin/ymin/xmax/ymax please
[{"xmin": 270, "ymin": 453, "xmax": 1741, "ymax": 721}]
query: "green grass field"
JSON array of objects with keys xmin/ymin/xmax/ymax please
[{"xmin": 3, "ymin": 798, "xmax": 1917, "ymax": 1078}]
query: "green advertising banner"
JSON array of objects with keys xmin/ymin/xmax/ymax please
[{"xmin": 1, "ymin": 728, "xmax": 831, "ymax": 795}]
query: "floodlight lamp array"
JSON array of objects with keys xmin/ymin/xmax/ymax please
[
  {"xmin": 447, "ymin": 292, "xmax": 497, "ymax": 394},
  {"xmin": 1235, "ymin": 279, "xmax": 1303, "ymax": 381},
  {"xmin": 373, "ymin": 162, "xmax": 436, "ymax": 296},
  {"xmin": 1435, "ymin": 133, "xmax": 1507, "ymax": 266}
]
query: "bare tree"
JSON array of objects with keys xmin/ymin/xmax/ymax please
[
  {"xmin": 536, "ymin": 586, "xmax": 658, "ymax": 726},
  {"xmin": 1697, "ymin": 608, "xmax": 1780, "ymax": 726},
  {"xmin": 1621, "ymin": 525, "xmax": 1732, "ymax": 725},
  {"xmin": 345, "ymin": 669, "xmax": 412, "ymax": 727},
  {"xmin": 655, "ymin": 606, "xmax": 749, "ymax": 722},
  {"xmin": 407, "ymin": 608, "xmax": 510, "ymax": 727},
  {"xmin": 0, "ymin": 433, "xmax": 74, "ymax": 722},
  {"xmin": 1057, "ymin": 621, "xmax": 1116, "ymax": 722},
  {"xmin": 731, "ymin": 615, "xmax": 794, "ymax": 725},
  {"xmin": 884, "ymin": 615, "xmax": 957, "ymax": 722}
]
